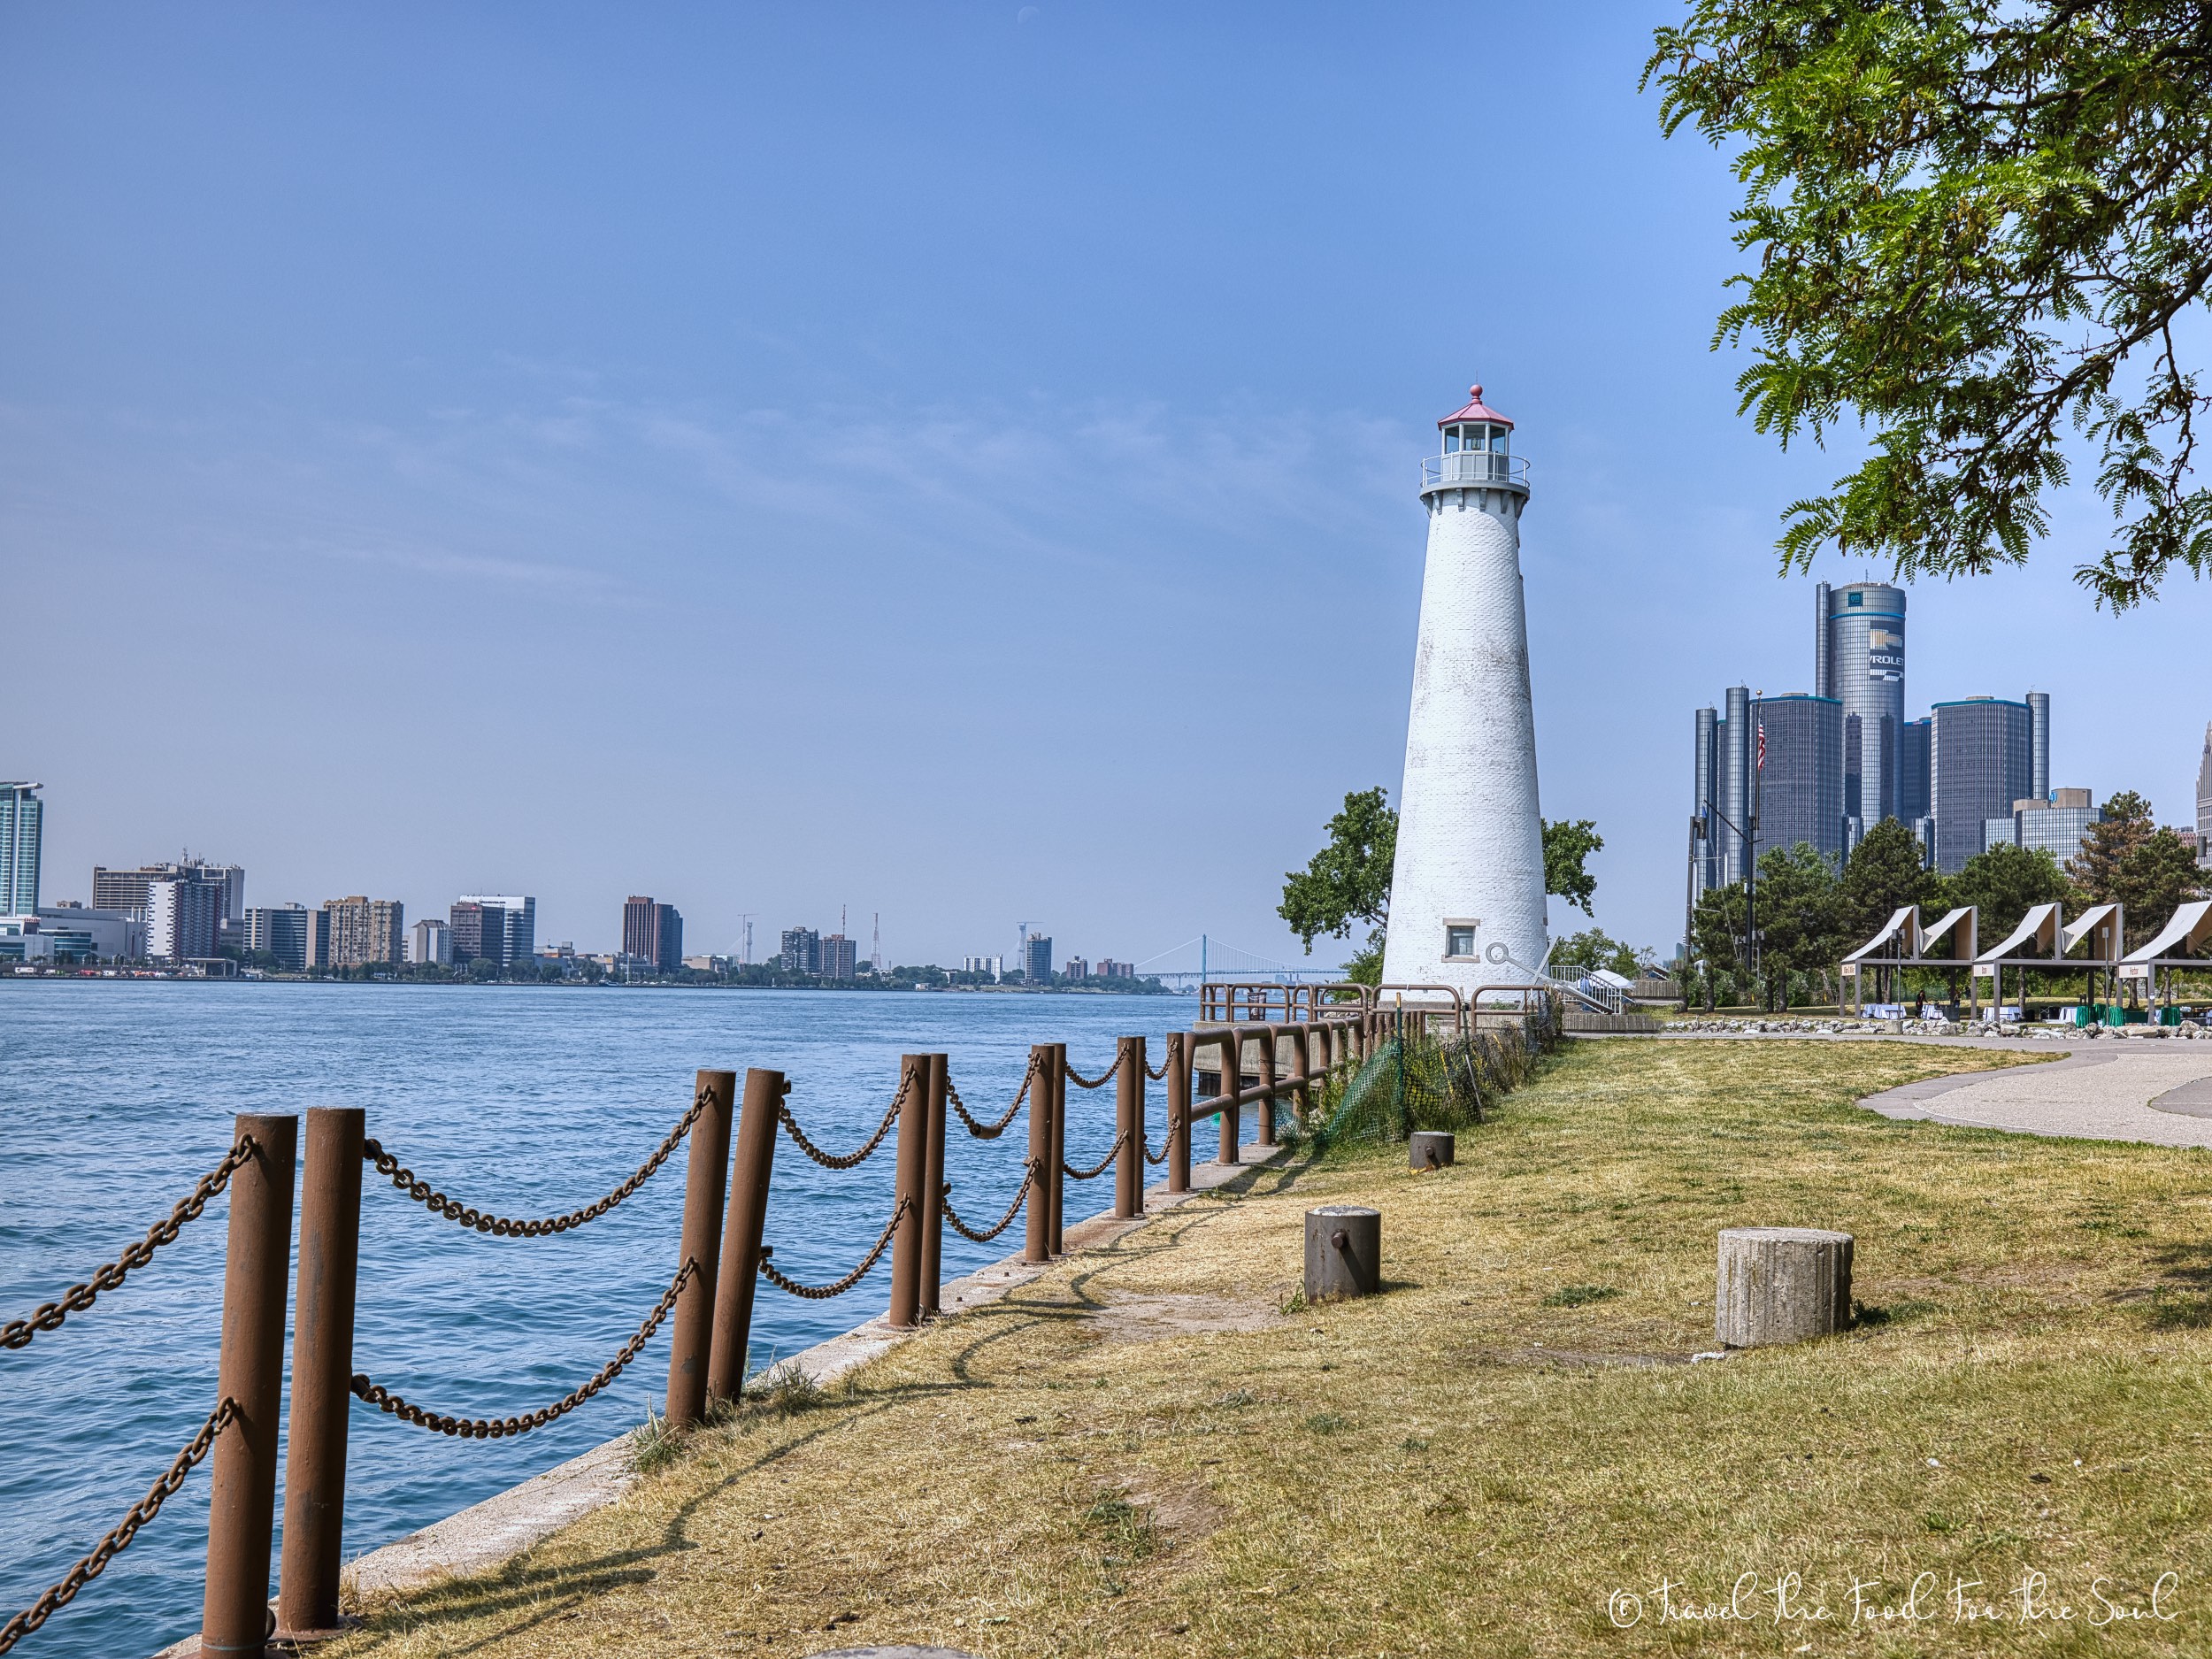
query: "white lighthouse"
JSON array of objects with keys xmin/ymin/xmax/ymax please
[{"xmin": 1379, "ymin": 384, "xmax": 1549, "ymax": 996}]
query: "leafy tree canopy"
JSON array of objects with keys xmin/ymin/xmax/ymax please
[
  {"xmin": 1647, "ymin": 2, "xmax": 2212, "ymax": 609},
  {"xmin": 2067, "ymin": 789, "xmax": 2204, "ymax": 942},
  {"xmin": 1279, "ymin": 787, "xmax": 1397, "ymax": 954},
  {"xmin": 1551, "ymin": 927, "xmax": 1656, "ymax": 979},
  {"xmin": 1838, "ymin": 817, "xmax": 1943, "ymax": 945},
  {"xmin": 1543, "ymin": 818, "xmax": 1604, "ymax": 916},
  {"xmin": 1755, "ymin": 841, "xmax": 1846, "ymax": 985},
  {"xmin": 1945, "ymin": 841, "xmax": 2070, "ymax": 942}
]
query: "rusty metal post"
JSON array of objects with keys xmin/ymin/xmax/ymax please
[
  {"xmin": 1288, "ymin": 1025, "xmax": 1313, "ymax": 1133},
  {"xmin": 1165, "ymin": 1032, "xmax": 1191, "ymax": 1194},
  {"xmin": 663, "ymin": 1069, "xmax": 737, "ymax": 1428},
  {"xmin": 1024, "ymin": 1043, "xmax": 1052, "ymax": 1264},
  {"xmin": 1113, "ymin": 1035, "xmax": 1141, "ymax": 1219},
  {"xmin": 706, "ymin": 1069, "xmax": 783, "ymax": 1403},
  {"xmin": 1046, "ymin": 1043, "xmax": 1068, "ymax": 1256},
  {"xmin": 1256, "ymin": 1025, "xmax": 1279, "ymax": 1147},
  {"xmin": 1217, "ymin": 1032, "xmax": 1241, "ymax": 1165},
  {"xmin": 921, "ymin": 1052, "xmax": 947, "ymax": 1317},
  {"xmin": 202, "ymin": 1112, "xmax": 297, "ymax": 1659},
  {"xmin": 887, "ymin": 1054, "xmax": 929, "ymax": 1328},
  {"xmin": 275, "ymin": 1108, "xmax": 361, "ymax": 1643}
]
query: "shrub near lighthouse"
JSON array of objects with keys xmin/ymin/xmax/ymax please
[{"xmin": 1380, "ymin": 384, "xmax": 1549, "ymax": 995}]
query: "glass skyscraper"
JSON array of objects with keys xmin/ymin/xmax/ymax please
[
  {"xmin": 1753, "ymin": 694, "xmax": 1846, "ymax": 866},
  {"xmin": 1932, "ymin": 697, "xmax": 2034, "ymax": 873},
  {"xmin": 1817, "ymin": 581, "xmax": 1907, "ymax": 832},
  {"xmin": 0, "ymin": 782, "xmax": 41, "ymax": 916}
]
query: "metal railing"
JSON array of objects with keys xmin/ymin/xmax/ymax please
[
  {"xmin": 9, "ymin": 1014, "xmax": 1396, "ymax": 1655},
  {"xmin": 1420, "ymin": 449, "xmax": 1530, "ymax": 491}
]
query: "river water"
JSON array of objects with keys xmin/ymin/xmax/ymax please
[{"xmin": 0, "ymin": 982, "xmax": 1224, "ymax": 1659}]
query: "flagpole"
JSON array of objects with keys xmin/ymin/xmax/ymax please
[{"xmin": 1749, "ymin": 690, "xmax": 1764, "ymax": 1001}]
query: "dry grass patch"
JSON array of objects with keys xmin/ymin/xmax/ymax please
[{"xmin": 331, "ymin": 1040, "xmax": 2212, "ymax": 1656}]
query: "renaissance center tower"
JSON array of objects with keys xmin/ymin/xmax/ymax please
[{"xmin": 1816, "ymin": 580, "xmax": 1907, "ymax": 834}]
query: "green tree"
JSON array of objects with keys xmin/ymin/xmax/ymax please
[
  {"xmin": 2068, "ymin": 790, "xmax": 2205, "ymax": 945},
  {"xmin": 1754, "ymin": 841, "xmax": 1844, "ymax": 1008},
  {"xmin": 1838, "ymin": 818, "xmax": 1942, "ymax": 948},
  {"xmin": 1647, "ymin": 3, "xmax": 2212, "ymax": 609},
  {"xmin": 1947, "ymin": 841, "xmax": 2070, "ymax": 944},
  {"xmin": 1550, "ymin": 927, "xmax": 1655, "ymax": 979},
  {"xmin": 1280, "ymin": 793, "xmax": 1605, "ymax": 980},
  {"xmin": 1543, "ymin": 818, "xmax": 1603, "ymax": 916},
  {"xmin": 1279, "ymin": 787, "xmax": 1397, "ymax": 964},
  {"xmin": 1690, "ymin": 880, "xmax": 1749, "ymax": 1009}
]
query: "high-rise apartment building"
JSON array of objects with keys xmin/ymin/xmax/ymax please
[
  {"xmin": 1, "ymin": 783, "xmax": 42, "ymax": 916},
  {"xmin": 449, "ymin": 901, "xmax": 495, "ymax": 964},
  {"xmin": 323, "ymin": 897, "xmax": 404, "ymax": 968},
  {"xmin": 1064, "ymin": 956, "xmax": 1090, "ymax": 980},
  {"xmin": 1095, "ymin": 958, "xmax": 1131, "ymax": 979},
  {"xmin": 146, "ymin": 876, "xmax": 224, "ymax": 962},
  {"xmin": 244, "ymin": 904, "xmax": 314, "ymax": 971},
  {"xmin": 1931, "ymin": 697, "xmax": 2034, "ymax": 873},
  {"xmin": 411, "ymin": 917, "xmax": 451, "ymax": 966},
  {"xmin": 820, "ymin": 933, "xmax": 856, "ymax": 981},
  {"xmin": 780, "ymin": 927, "xmax": 821, "ymax": 974},
  {"xmin": 1025, "ymin": 933, "xmax": 1053, "ymax": 983},
  {"xmin": 622, "ymin": 897, "xmax": 684, "ymax": 972},
  {"xmin": 961, "ymin": 954, "xmax": 1003, "ymax": 979},
  {"xmin": 453, "ymin": 895, "xmax": 533, "ymax": 964},
  {"xmin": 92, "ymin": 859, "xmax": 241, "ymax": 926}
]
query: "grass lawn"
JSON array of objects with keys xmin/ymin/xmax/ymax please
[{"xmin": 334, "ymin": 1039, "xmax": 2212, "ymax": 1657}]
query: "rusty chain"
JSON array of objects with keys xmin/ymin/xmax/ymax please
[
  {"xmin": 1060, "ymin": 1131, "xmax": 1128, "ymax": 1182},
  {"xmin": 758, "ymin": 1198, "xmax": 910, "ymax": 1299},
  {"xmin": 1063, "ymin": 1053, "xmax": 1122, "ymax": 1089},
  {"xmin": 4, "ymin": 1137, "xmax": 257, "ymax": 1355},
  {"xmin": 941, "ymin": 1162, "xmax": 1037, "ymax": 1244},
  {"xmin": 351, "ymin": 1259, "xmax": 695, "ymax": 1439},
  {"xmin": 1144, "ymin": 1053, "xmax": 1171, "ymax": 1081},
  {"xmin": 946, "ymin": 1056, "xmax": 1033, "ymax": 1139},
  {"xmin": 0, "ymin": 1397, "xmax": 238, "ymax": 1654},
  {"xmin": 1141, "ymin": 1131, "xmax": 1171, "ymax": 1165},
  {"xmin": 361, "ymin": 1087, "xmax": 711, "ymax": 1238},
  {"xmin": 777, "ymin": 1071, "xmax": 910, "ymax": 1171}
]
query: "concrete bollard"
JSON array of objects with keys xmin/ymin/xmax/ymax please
[
  {"xmin": 1409, "ymin": 1130, "xmax": 1455, "ymax": 1171},
  {"xmin": 1716, "ymin": 1226, "xmax": 1854, "ymax": 1348},
  {"xmin": 1303, "ymin": 1205, "xmax": 1380, "ymax": 1302}
]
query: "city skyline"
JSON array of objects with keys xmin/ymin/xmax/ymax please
[{"xmin": 6, "ymin": 5, "xmax": 2209, "ymax": 962}]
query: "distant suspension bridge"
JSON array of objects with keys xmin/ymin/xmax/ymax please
[{"xmin": 1129, "ymin": 935, "xmax": 1350, "ymax": 991}]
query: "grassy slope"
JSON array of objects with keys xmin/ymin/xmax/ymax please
[{"xmin": 337, "ymin": 1041, "xmax": 2212, "ymax": 1657}]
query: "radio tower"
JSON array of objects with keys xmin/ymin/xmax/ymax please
[{"xmin": 871, "ymin": 911, "xmax": 882, "ymax": 972}]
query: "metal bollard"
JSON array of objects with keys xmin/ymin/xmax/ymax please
[
  {"xmin": 706, "ymin": 1069, "xmax": 783, "ymax": 1404},
  {"xmin": 1046, "ymin": 1043, "xmax": 1068, "ymax": 1256},
  {"xmin": 1024, "ymin": 1043, "xmax": 1053, "ymax": 1264},
  {"xmin": 887, "ymin": 1055, "xmax": 930, "ymax": 1328},
  {"xmin": 202, "ymin": 1112, "xmax": 297, "ymax": 1659},
  {"xmin": 1217, "ymin": 1033, "xmax": 1240, "ymax": 1165},
  {"xmin": 920, "ymin": 1053, "xmax": 947, "ymax": 1317},
  {"xmin": 1255, "ymin": 1025, "xmax": 1279, "ymax": 1148},
  {"xmin": 276, "ymin": 1108, "xmax": 362, "ymax": 1642},
  {"xmin": 1165, "ymin": 1032, "xmax": 1191, "ymax": 1194},
  {"xmin": 664, "ymin": 1070, "xmax": 738, "ymax": 1428},
  {"xmin": 1114, "ymin": 1035, "xmax": 1142, "ymax": 1219}
]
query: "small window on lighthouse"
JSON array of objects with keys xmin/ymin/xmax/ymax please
[{"xmin": 1445, "ymin": 924, "xmax": 1478, "ymax": 959}]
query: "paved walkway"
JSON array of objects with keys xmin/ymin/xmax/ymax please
[{"xmin": 1858, "ymin": 1043, "xmax": 2212, "ymax": 1148}]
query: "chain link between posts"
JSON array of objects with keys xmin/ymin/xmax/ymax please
[
  {"xmin": 757, "ymin": 1198, "xmax": 910, "ymax": 1299},
  {"xmin": 941, "ymin": 1163, "xmax": 1037, "ymax": 1243},
  {"xmin": 777, "ymin": 1072, "xmax": 910, "ymax": 1171},
  {"xmin": 947, "ymin": 1056, "xmax": 1033, "ymax": 1139},
  {"xmin": 0, "ymin": 1397, "xmax": 238, "ymax": 1655},
  {"xmin": 1062, "ymin": 1053, "xmax": 1123, "ymax": 1089},
  {"xmin": 350, "ymin": 1259, "xmax": 696, "ymax": 1438},
  {"xmin": 1141, "ymin": 1131, "xmax": 1171, "ymax": 1165},
  {"xmin": 1060, "ymin": 1131, "xmax": 1128, "ymax": 1182},
  {"xmin": 3, "ymin": 1136, "xmax": 258, "ymax": 1355},
  {"xmin": 360, "ymin": 1087, "xmax": 712, "ymax": 1237},
  {"xmin": 1144, "ymin": 1053, "xmax": 1171, "ymax": 1081}
]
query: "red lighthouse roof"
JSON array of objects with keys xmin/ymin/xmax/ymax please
[{"xmin": 1438, "ymin": 383, "xmax": 1513, "ymax": 429}]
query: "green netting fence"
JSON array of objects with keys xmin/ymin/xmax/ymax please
[{"xmin": 1304, "ymin": 1002, "xmax": 1561, "ymax": 1152}]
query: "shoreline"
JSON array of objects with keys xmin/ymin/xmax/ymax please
[{"xmin": 148, "ymin": 1148, "xmax": 1289, "ymax": 1658}]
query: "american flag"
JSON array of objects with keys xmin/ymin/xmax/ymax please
[{"xmin": 1756, "ymin": 720, "xmax": 1766, "ymax": 771}]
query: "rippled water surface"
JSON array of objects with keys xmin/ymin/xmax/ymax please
[{"xmin": 0, "ymin": 982, "xmax": 1216, "ymax": 1659}]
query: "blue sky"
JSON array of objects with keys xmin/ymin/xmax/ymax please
[{"xmin": 5, "ymin": 2, "xmax": 2206, "ymax": 966}]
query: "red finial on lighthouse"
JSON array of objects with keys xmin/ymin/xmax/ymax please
[{"xmin": 1439, "ymin": 382, "xmax": 1514, "ymax": 429}]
